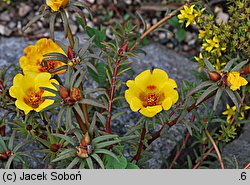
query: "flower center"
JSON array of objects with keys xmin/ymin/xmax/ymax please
[
  {"xmin": 24, "ymin": 89, "xmax": 45, "ymax": 109},
  {"xmin": 40, "ymin": 60, "xmax": 57, "ymax": 72},
  {"xmin": 146, "ymin": 93, "xmax": 159, "ymax": 106}
]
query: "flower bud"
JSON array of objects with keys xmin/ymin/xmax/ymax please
[
  {"xmin": 50, "ymin": 144, "xmax": 60, "ymax": 153},
  {"xmin": 70, "ymin": 87, "xmax": 82, "ymax": 101},
  {"xmin": 208, "ymin": 71, "xmax": 221, "ymax": 81},
  {"xmin": 81, "ymin": 133, "xmax": 91, "ymax": 146},
  {"xmin": 68, "ymin": 46, "xmax": 74, "ymax": 60},
  {"xmin": 26, "ymin": 125, "xmax": 32, "ymax": 131},
  {"xmin": 0, "ymin": 153, "xmax": 8, "ymax": 160},
  {"xmin": 76, "ymin": 146, "xmax": 88, "ymax": 158},
  {"xmin": 59, "ymin": 85, "xmax": 70, "ymax": 99},
  {"xmin": 240, "ymin": 64, "xmax": 250, "ymax": 76},
  {"xmin": 5, "ymin": 149, "xmax": 12, "ymax": 156},
  {"xmin": 118, "ymin": 42, "xmax": 129, "ymax": 55}
]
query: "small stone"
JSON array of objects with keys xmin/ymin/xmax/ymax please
[
  {"xmin": 8, "ymin": 22, "xmax": 16, "ymax": 29},
  {"xmin": 0, "ymin": 12, "xmax": 10, "ymax": 22},
  {"xmin": 166, "ymin": 43, "xmax": 174, "ymax": 49},
  {"xmin": 159, "ymin": 32, "xmax": 166, "ymax": 40},
  {"xmin": 18, "ymin": 3, "xmax": 31, "ymax": 17},
  {"xmin": 86, "ymin": 0, "xmax": 95, "ymax": 3},
  {"xmin": 0, "ymin": 24, "xmax": 12, "ymax": 36}
]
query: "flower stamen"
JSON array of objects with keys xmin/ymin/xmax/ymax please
[
  {"xmin": 146, "ymin": 93, "xmax": 159, "ymax": 106},
  {"xmin": 24, "ymin": 90, "xmax": 45, "ymax": 108}
]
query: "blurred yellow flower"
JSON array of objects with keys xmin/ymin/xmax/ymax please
[
  {"xmin": 178, "ymin": 5, "xmax": 204, "ymax": 27},
  {"xmin": 202, "ymin": 36, "xmax": 226, "ymax": 54},
  {"xmin": 20, "ymin": 38, "xmax": 67, "ymax": 75},
  {"xmin": 46, "ymin": 0, "xmax": 69, "ymax": 11},
  {"xmin": 125, "ymin": 69, "xmax": 179, "ymax": 117},
  {"xmin": 9, "ymin": 72, "xmax": 58, "ymax": 115},
  {"xmin": 213, "ymin": 59, "xmax": 226, "ymax": 72},
  {"xmin": 222, "ymin": 104, "xmax": 236, "ymax": 123},
  {"xmin": 227, "ymin": 71, "xmax": 248, "ymax": 91},
  {"xmin": 178, "ymin": 5, "xmax": 197, "ymax": 27}
]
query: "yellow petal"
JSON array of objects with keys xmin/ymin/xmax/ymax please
[
  {"xmin": 162, "ymin": 97, "xmax": 172, "ymax": 110},
  {"xmin": 139, "ymin": 105, "xmax": 162, "ymax": 117},
  {"xmin": 134, "ymin": 70, "xmax": 151, "ymax": 92},
  {"xmin": 15, "ymin": 99, "xmax": 32, "ymax": 115}
]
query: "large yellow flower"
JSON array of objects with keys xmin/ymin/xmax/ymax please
[
  {"xmin": 20, "ymin": 38, "xmax": 67, "ymax": 75},
  {"xmin": 9, "ymin": 72, "xmax": 59, "ymax": 115},
  {"xmin": 227, "ymin": 71, "xmax": 248, "ymax": 91},
  {"xmin": 125, "ymin": 69, "xmax": 179, "ymax": 117},
  {"xmin": 46, "ymin": 0, "xmax": 69, "ymax": 11}
]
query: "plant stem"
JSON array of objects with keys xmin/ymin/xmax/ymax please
[
  {"xmin": 243, "ymin": 162, "xmax": 250, "ymax": 169},
  {"xmin": 193, "ymin": 146, "xmax": 215, "ymax": 169},
  {"xmin": 67, "ymin": 24, "xmax": 74, "ymax": 49},
  {"xmin": 129, "ymin": 5, "xmax": 184, "ymax": 51},
  {"xmin": 131, "ymin": 122, "xmax": 146, "ymax": 162},
  {"xmin": 205, "ymin": 129, "xmax": 225, "ymax": 169},
  {"xmin": 105, "ymin": 58, "xmax": 121, "ymax": 133},
  {"xmin": 148, "ymin": 92, "xmax": 216, "ymax": 146},
  {"xmin": 168, "ymin": 114, "xmax": 195, "ymax": 169},
  {"xmin": 0, "ymin": 125, "xmax": 5, "ymax": 137},
  {"xmin": 73, "ymin": 108, "xmax": 87, "ymax": 133}
]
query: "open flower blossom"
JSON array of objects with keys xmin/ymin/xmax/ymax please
[
  {"xmin": 227, "ymin": 71, "xmax": 248, "ymax": 91},
  {"xmin": 20, "ymin": 38, "xmax": 67, "ymax": 75},
  {"xmin": 9, "ymin": 72, "xmax": 59, "ymax": 115},
  {"xmin": 177, "ymin": 5, "xmax": 204, "ymax": 27},
  {"xmin": 222, "ymin": 104, "xmax": 250, "ymax": 123},
  {"xmin": 202, "ymin": 36, "xmax": 226, "ymax": 56},
  {"xmin": 125, "ymin": 69, "xmax": 179, "ymax": 117},
  {"xmin": 46, "ymin": 0, "xmax": 69, "ymax": 11}
]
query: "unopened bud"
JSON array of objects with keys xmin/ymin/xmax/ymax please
[
  {"xmin": 5, "ymin": 149, "xmax": 12, "ymax": 156},
  {"xmin": 240, "ymin": 64, "xmax": 250, "ymax": 76},
  {"xmin": 68, "ymin": 46, "xmax": 74, "ymax": 60},
  {"xmin": 208, "ymin": 71, "xmax": 221, "ymax": 81},
  {"xmin": 26, "ymin": 125, "xmax": 32, "ymax": 131},
  {"xmin": 118, "ymin": 42, "xmax": 129, "ymax": 55},
  {"xmin": 50, "ymin": 144, "xmax": 60, "ymax": 153},
  {"xmin": 76, "ymin": 146, "xmax": 88, "ymax": 158},
  {"xmin": 60, "ymin": 85, "xmax": 70, "ymax": 99},
  {"xmin": 81, "ymin": 133, "xmax": 91, "ymax": 146},
  {"xmin": 0, "ymin": 153, "xmax": 8, "ymax": 160},
  {"xmin": 70, "ymin": 87, "xmax": 82, "ymax": 101}
]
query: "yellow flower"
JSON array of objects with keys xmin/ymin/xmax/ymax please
[
  {"xmin": 227, "ymin": 71, "xmax": 248, "ymax": 91},
  {"xmin": 198, "ymin": 29, "xmax": 212, "ymax": 39},
  {"xmin": 20, "ymin": 38, "xmax": 67, "ymax": 75},
  {"xmin": 202, "ymin": 36, "xmax": 226, "ymax": 54},
  {"xmin": 9, "ymin": 72, "xmax": 59, "ymax": 115},
  {"xmin": 178, "ymin": 5, "xmax": 196, "ymax": 27},
  {"xmin": 46, "ymin": 0, "xmax": 69, "ymax": 11},
  {"xmin": 125, "ymin": 69, "xmax": 179, "ymax": 117},
  {"xmin": 213, "ymin": 59, "xmax": 226, "ymax": 72},
  {"xmin": 222, "ymin": 104, "xmax": 236, "ymax": 123}
]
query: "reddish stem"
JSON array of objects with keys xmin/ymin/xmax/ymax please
[
  {"xmin": 193, "ymin": 146, "xmax": 215, "ymax": 169},
  {"xmin": 243, "ymin": 162, "xmax": 250, "ymax": 169},
  {"xmin": 110, "ymin": 4, "xmax": 125, "ymax": 25},
  {"xmin": 132, "ymin": 122, "xmax": 146, "ymax": 162},
  {"xmin": 0, "ymin": 125, "xmax": 6, "ymax": 137},
  {"xmin": 168, "ymin": 114, "xmax": 195, "ymax": 169},
  {"xmin": 105, "ymin": 58, "xmax": 121, "ymax": 133}
]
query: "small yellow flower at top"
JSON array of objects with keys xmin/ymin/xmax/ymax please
[
  {"xmin": 46, "ymin": 0, "xmax": 69, "ymax": 11},
  {"xmin": 125, "ymin": 69, "xmax": 179, "ymax": 118},
  {"xmin": 178, "ymin": 5, "xmax": 205, "ymax": 27},
  {"xmin": 222, "ymin": 104, "xmax": 236, "ymax": 123},
  {"xmin": 202, "ymin": 36, "xmax": 226, "ymax": 55},
  {"xmin": 9, "ymin": 72, "xmax": 59, "ymax": 115},
  {"xmin": 20, "ymin": 38, "xmax": 67, "ymax": 75},
  {"xmin": 227, "ymin": 71, "xmax": 248, "ymax": 91},
  {"xmin": 178, "ymin": 5, "xmax": 197, "ymax": 27}
]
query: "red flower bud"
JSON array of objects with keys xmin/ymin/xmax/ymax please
[
  {"xmin": 208, "ymin": 71, "xmax": 221, "ymax": 81},
  {"xmin": 26, "ymin": 125, "xmax": 32, "ymax": 131},
  {"xmin": 5, "ymin": 149, "xmax": 12, "ymax": 156},
  {"xmin": 118, "ymin": 42, "xmax": 129, "ymax": 55},
  {"xmin": 0, "ymin": 153, "xmax": 8, "ymax": 160},
  {"xmin": 240, "ymin": 64, "xmax": 250, "ymax": 76},
  {"xmin": 50, "ymin": 144, "xmax": 60, "ymax": 153},
  {"xmin": 59, "ymin": 85, "xmax": 70, "ymax": 99},
  {"xmin": 80, "ymin": 133, "xmax": 91, "ymax": 146},
  {"xmin": 68, "ymin": 46, "xmax": 74, "ymax": 60},
  {"xmin": 70, "ymin": 87, "xmax": 82, "ymax": 101},
  {"xmin": 203, "ymin": 118, "xmax": 208, "ymax": 123}
]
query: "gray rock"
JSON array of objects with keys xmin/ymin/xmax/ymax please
[{"xmin": 222, "ymin": 116, "xmax": 250, "ymax": 169}]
